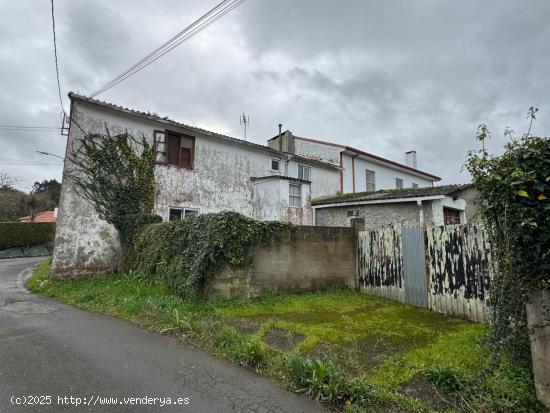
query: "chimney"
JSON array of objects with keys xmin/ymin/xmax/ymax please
[
  {"xmin": 54, "ymin": 207, "xmax": 58, "ymax": 218},
  {"xmin": 405, "ymin": 151, "xmax": 417, "ymax": 169},
  {"xmin": 278, "ymin": 124, "xmax": 282, "ymax": 151}
]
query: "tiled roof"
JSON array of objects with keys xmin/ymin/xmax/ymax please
[
  {"xmin": 251, "ymin": 175, "xmax": 311, "ymax": 184},
  {"xmin": 68, "ymin": 93, "xmax": 340, "ymax": 171},
  {"xmin": 19, "ymin": 210, "xmax": 57, "ymax": 222},
  {"xmin": 312, "ymin": 184, "xmax": 472, "ymax": 205}
]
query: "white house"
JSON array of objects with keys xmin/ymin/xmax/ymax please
[
  {"xmin": 52, "ymin": 93, "xmax": 340, "ymax": 275},
  {"xmin": 268, "ymin": 131, "xmax": 440, "ymax": 193}
]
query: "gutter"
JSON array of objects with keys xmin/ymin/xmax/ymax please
[{"xmin": 312, "ymin": 195, "xmax": 445, "ymax": 209}]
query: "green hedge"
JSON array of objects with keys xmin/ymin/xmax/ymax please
[{"xmin": 0, "ymin": 222, "xmax": 56, "ymax": 249}]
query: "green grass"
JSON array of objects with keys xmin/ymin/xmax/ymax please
[{"xmin": 29, "ymin": 260, "xmax": 541, "ymax": 413}]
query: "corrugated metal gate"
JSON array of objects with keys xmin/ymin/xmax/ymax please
[
  {"xmin": 357, "ymin": 224, "xmax": 492, "ymax": 322},
  {"xmin": 402, "ymin": 227, "xmax": 428, "ymax": 308}
]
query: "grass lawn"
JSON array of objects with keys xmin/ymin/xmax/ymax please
[{"xmin": 28, "ymin": 261, "xmax": 540, "ymax": 413}]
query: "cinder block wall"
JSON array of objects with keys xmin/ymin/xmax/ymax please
[{"xmin": 203, "ymin": 226, "xmax": 356, "ymax": 298}]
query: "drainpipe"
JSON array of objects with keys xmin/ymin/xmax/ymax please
[
  {"xmin": 351, "ymin": 153, "xmax": 359, "ymax": 193},
  {"xmin": 417, "ymin": 199, "xmax": 424, "ymax": 225}
]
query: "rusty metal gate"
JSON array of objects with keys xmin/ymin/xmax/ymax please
[{"xmin": 402, "ymin": 226, "xmax": 428, "ymax": 307}]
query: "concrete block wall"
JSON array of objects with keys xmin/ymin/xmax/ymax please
[{"xmin": 203, "ymin": 226, "xmax": 356, "ymax": 298}]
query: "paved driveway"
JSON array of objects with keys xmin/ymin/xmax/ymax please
[{"xmin": 0, "ymin": 258, "xmax": 325, "ymax": 412}]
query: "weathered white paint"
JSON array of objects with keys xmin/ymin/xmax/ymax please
[
  {"xmin": 430, "ymin": 196, "xmax": 467, "ymax": 226},
  {"xmin": 252, "ymin": 177, "xmax": 312, "ymax": 225},
  {"xmin": 53, "ymin": 97, "xmax": 337, "ymax": 275},
  {"xmin": 293, "ymin": 138, "xmax": 342, "ymax": 165}
]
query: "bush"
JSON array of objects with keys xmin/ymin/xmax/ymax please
[
  {"xmin": 134, "ymin": 211, "xmax": 292, "ymax": 299},
  {"xmin": 0, "ymin": 222, "xmax": 56, "ymax": 249}
]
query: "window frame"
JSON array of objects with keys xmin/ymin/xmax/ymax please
[
  {"xmin": 289, "ymin": 183, "xmax": 302, "ymax": 208},
  {"xmin": 443, "ymin": 207, "xmax": 461, "ymax": 225},
  {"xmin": 298, "ymin": 164, "xmax": 311, "ymax": 181},
  {"xmin": 365, "ymin": 169, "xmax": 376, "ymax": 192},
  {"xmin": 412, "ymin": 183, "xmax": 419, "ymax": 189},
  {"xmin": 168, "ymin": 207, "xmax": 200, "ymax": 221},
  {"xmin": 271, "ymin": 157, "xmax": 281, "ymax": 172},
  {"xmin": 156, "ymin": 129, "xmax": 195, "ymax": 169},
  {"xmin": 395, "ymin": 178, "xmax": 403, "ymax": 189}
]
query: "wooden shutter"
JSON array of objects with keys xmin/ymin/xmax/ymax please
[{"xmin": 166, "ymin": 133, "xmax": 181, "ymax": 166}]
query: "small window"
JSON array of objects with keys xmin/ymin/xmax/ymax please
[
  {"xmin": 443, "ymin": 208, "xmax": 461, "ymax": 225},
  {"xmin": 412, "ymin": 183, "xmax": 419, "ymax": 189},
  {"xmin": 396, "ymin": 178, "xmax": 403, "ymax": 189},
  {"xmin": 271, "ymin": 158, "xmax": 280, "ymax": 171},
  {"xmin": 298, "ymin": 164, "xmax": 311, "ymax": 181},
  {"xmin": 169, "ymin": 207, "xmax": 199, "ymax": 221},
  {"xmin": 289, "ymin": 183, "xmax": 302, "ymax": 208},
  {"xmin": 366, "ymin": 169, "xmax": 375, "ymax": 192},
  {"xmin": 164, "ymin": 131, "xmax": 195, "ymax": 169}
]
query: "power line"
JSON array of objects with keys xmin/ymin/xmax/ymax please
[
  {"xmin": 89, "ymin": 0, "xmax": 246, "ymax": 98},
  {"xmin": 50, "ymin": 0, "xmax": 65, "ymax": 115},
  {"xmin": 0, "ymin": 125, "xmax": 60, "ymax": 130}
]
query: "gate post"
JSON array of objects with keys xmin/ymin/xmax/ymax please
[{"xmin": 350, "ymin": 218, "xmax": 365, "ymax": 291}]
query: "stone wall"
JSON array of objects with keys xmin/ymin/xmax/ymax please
[{"xmin": 203, "ymin": 226, "xmax": 356, "ymax": 298}]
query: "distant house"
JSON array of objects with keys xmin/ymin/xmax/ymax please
[
  {"xmin": 268, "ymin": 131, "xmax": 441, "ymax": 193},
  {"xmin": 312, "ymin": 184, "xmax": 480, "ymax": 228},
  {"xmin": 19, "ymin": 208, "xmax": 58, "ymax": 223}
]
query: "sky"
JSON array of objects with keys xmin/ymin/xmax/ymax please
[{"xmin": 1, "ymin": 0, "xmax": 549, "ymax": 191}]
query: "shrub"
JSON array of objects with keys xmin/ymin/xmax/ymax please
[
  {"xmin": 134, "ymin": 211, "xmax": 292, "ymax": 299},
  {"xmin": 0, "ymin": 222, "xmax": 56, "ymax": 249}
]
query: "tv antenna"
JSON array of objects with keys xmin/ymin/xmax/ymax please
[{"xmin": 240, "ymin": 112, "xmax": 250, "ymax": 140}]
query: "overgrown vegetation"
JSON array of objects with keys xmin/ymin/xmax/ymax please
[
  {"xmin": 135, "ymin": 211, "xmax": 292, "ymax": 299},
  {"xmin": 0, "ymin": 173, "xmax": 61, "ymax": 222},
  {"xmin": 465, "ymin": 115, "xmax": 549, "ymax": 367},
  {"xmin": 29, "ymin": 261, "xmax": 542, "ymax": 412},
  {"xmin": 0, "ymin": 222, "xmax": 55, "ymax": 249},
  {"xmin": 68, "ymin": 129, "xmax": 160, "ymax": 259}
]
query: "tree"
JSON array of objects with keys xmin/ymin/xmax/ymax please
[
  {"xmin": 465, "ymin": 113, "xmax": 549, "ymax": 367},
  {"xmin": 68, "ymin": 129, "xmax": 160, "ymax": 263},
  {"xmin": 0, "ymin": 172, "xmax": 24, "ymax": 222}
]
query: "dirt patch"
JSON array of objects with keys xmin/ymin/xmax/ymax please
[
  {"xmin": 310, "ymin": 333, "xmax": 417, "ymax": 375},
  {"xmin": 262, "ymin": 328, "xmax": 304, "ymax": 351},
  {"xmin": 400, "ymin": 377, "xmax": 453, "ymax": 411},
  {"xmin": 224, "ymin": 317, "xmax": 260, "ymax": 335}
]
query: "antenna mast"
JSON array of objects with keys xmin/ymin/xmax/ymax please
[{"xmin": 240, "ymin": 112, "xmax": 250, "ymax": 140}]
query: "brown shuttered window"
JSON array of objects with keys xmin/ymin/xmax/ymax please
[{"xmin": 164, "ymin": 131, "xmax": 195, "ymax": 169}]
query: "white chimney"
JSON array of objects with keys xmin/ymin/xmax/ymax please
[
  {"xmin": 54, "ymin": 207, "xmax": 58, "ymax": 218},
  {"xmin": 405, "ymin": 151, "xmax": 417, "ymax": 169}
]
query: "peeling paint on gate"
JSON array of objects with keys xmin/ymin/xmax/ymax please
[
  {"xmin": 426, "ymin": 224, "xmax": 493, "ymax": 322},
  {"xmin": 357, "ymin": 228, "xmax": 404, "ymax": 302}
]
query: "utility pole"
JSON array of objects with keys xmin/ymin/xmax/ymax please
[{"xmin": 240, "ymin": 113, "xmax": 250, "ymax": 141}]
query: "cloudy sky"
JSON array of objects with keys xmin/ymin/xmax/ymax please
[{"xmin": 1, "ymin": 0, "xmax": 548, "ymax": 191}]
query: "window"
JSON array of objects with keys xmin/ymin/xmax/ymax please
[
  {"xmin": 271, "ymin": 158, "xmax": 280, "ymax": 171},
  {"xmin": 168, "ymin": 207, "xmax": 199, "ymax": 221},
  {"xmin": 158, "ymin": 131, "xmax": 194, "ymax": 168},
  {"xmin": 395, "ymin": 178, "xmax": 403, "ymax": 189},
  {"xmin": 443, "ymin": 208, "xmax": 461, "ymax": 225},
  {"xmin": 298, "ymin": 164, "xmax": 311, "ymax": 181},
  {"xmin": 365, "ymin": 169, "xmax": 375, "ymax": 191},
  {"xmin": 412, "ymin": 183, "xmax": 419, "ymax": 189},
  {"xmin": 289, "ymin": 183, "xmax": 302, "ymax": 208}
]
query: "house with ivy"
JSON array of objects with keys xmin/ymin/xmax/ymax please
[{"xmin": 53, "ymin": 93, "xmax": 443, "ymax": 275}]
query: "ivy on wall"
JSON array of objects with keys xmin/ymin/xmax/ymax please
[
  {"xmin": 68, "ymin": 129, "xmax": 160, "ymax": 262},
  {"xmin": 135, "ymin": 211, "xmax": 292, "ymax": 299},
  {"xmin": 465, "ymin": 124, "xmax": 549, "ymax": 367}
]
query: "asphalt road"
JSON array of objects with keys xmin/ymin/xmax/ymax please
[{"xmin": 0, "ymin": 258, "xmax": 325, "ymax": 413}]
